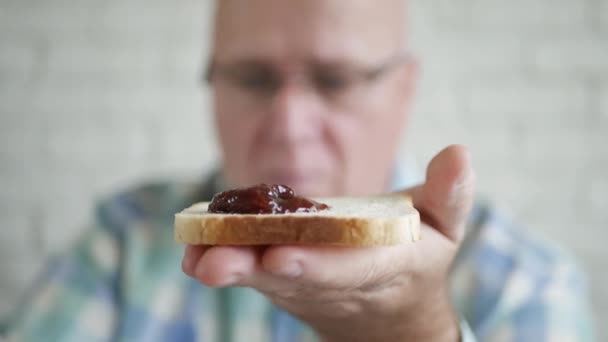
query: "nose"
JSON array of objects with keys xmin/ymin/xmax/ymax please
[{"xmin": 266, "ymin": 81, "xmax": 322, "ymax": 146}]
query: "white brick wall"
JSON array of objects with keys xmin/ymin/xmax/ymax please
[{"xmin": 1, "ymin": 0, "xmax": 607, "ymax": 338}]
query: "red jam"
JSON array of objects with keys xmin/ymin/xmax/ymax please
[{"xmin": 208, "ymin": 184, "xmax": 329, "ymax": 214}]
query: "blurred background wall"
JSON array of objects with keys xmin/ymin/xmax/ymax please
[{"xmin": 0, "ymin": 0, "xmax": 606, "ymax": 338}]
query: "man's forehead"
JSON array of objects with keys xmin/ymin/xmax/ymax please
[{"xmin": 212, "ymin": 0, "xmax": 407, "ymax": 64}]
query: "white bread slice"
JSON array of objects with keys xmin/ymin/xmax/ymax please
[{"xmin": 174, "ymin": 194, "xmax": 420, "ymax": 246}]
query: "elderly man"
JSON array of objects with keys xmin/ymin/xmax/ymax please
[{"xmin": 2, "ymin": 0, "xmax": 594, "ymax": 341}]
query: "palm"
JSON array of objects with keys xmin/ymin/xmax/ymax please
[{"xmin": 182, "ymin": 145, "xmax": 474, "ymax": 341}]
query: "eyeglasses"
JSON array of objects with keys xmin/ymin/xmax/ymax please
[{"xmin": 204, "ymin": 55, "xmax": 409, "ymax": 107}]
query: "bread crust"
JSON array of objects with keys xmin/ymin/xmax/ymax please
[{"xmin": 175, "ymin": 205, "xmax": 420, "ymax": 246}]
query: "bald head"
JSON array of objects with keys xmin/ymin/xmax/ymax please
[
  {"xmin": 208, "ymin": 0, "xmax": 417, "ymax": 197},
  {"xmin": 212, "ymin": 0, "xmax": 408, "ymax": 65}
]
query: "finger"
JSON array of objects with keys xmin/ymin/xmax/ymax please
[
  {"xmin": 257, "ymin": 244, "xmax": 409, "ymax": 289},
  {"xmin": 182, "ymin": 245, "xmax": 209, "ymax": 276},
  {"xmin": 189, "ymin": 246, "xmax": 296, "ymax": 294},
  {"xmin": 192, "ymin": 246, "xmax": 260, "ymax": 287},
  {"xmin": 187, "ymin": 244, "xmax": 400, "ymax": 293},
  {"xmin": 406, "ymin": 144, "xmax": 475, "ymax": 242}
]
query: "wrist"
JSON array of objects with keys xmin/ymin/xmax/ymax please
[
  {"xmin": 397, "ymin": 290, "xmax": 460, "ymax": 342},
  {"xmin": 319, "ymin": 287, "xmax": 460, "ymax": 342}
]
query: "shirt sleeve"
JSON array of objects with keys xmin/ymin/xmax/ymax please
[{"xmin": 2, "ymin": 224, "xmax": 122, "ymax": 342}]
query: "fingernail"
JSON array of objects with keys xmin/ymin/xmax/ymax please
[
  {"xmin": 455, "ymin": 151, "xmax": 474, "ymax": 188},
  {"xmin": 453, "ymin": 175, "xmax": 468, "ymax": 191},
  {"xmin": 280, "ymin": 261, "xmax": 303, "ymax": 278},
  {"xmin": 454, "ymin": 167, "xmax": 474, "ymax": 191}
]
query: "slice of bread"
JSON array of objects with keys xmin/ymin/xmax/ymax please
[{"xmin": 175, "ymin": 194, "xmax": 420, "ymax": 246}]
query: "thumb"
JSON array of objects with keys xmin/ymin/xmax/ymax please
[{"xmin": 408, "ymin": 145, "xmax": 475, "ymax": 242}]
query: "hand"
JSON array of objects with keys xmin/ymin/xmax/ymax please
[{"xmin": 181, "ymin": 145, "xmax": 475, "ymax": 342}]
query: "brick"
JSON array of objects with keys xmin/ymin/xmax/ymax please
[
  {"xmin": 585, "ymin": 176, "xmax": 608, "ymax": 223},
  {"xmin": 0, "ymin": 213, "xmax": 36, "ymax": 256},
  {"xmin": 414, "ymin": 33, "xmax": 525, "ymax": 81},
  {"xmin": 520, "ymin": 126, "xmax": 596, "ymax": 164},
  {"xmin": 600, "ymin": 85, "xmax": 608, "ymax": 122},
  {"xmin": 433, "ymin": 0, "xmax": 473, "ymax": 27},
  {"xmin": 0, "ymin": 42, "xmax": 40, "ymax": 85},
  {"xmin": 0, "ymin": 262, "xmax": 41, "ymax": 318},
  {"xmin": 471, "ymin": 0, "xmax": 589, "ymax": 33},
  {"xmin": 46, "ymin": 43, "xmax": 166, "ymax": 80},
  {"xmin": 12, "ymin": 81, "xmax": 197, "ymax": 124},
  {"xmin": 533, "ymin": 38, "xmax": 608, "ymax": 78},
  {"xmin": 0, "ymin": 0, "xmax": 203, "ymax": 32},
  {"xmin": 414, "ymin": 81, "xmax": 464, "ymax": 120},
  {"xmin": 0, "ymin": 210, "xmax": 45, "ymax": 318},
  {"xmin": 43, "ymin": 40, "xmax": 203, "ymax": 89},
  {"xmin": 0, "ymin": 118, "xmax": 48, "ymax": 203},
  {"xmin": 155, "ymin": 117, "xmax": 216, "ymax": 172},
  {"xmin": 587, "ymin": 127, "xmax": 608, "ymax": 164},
  {"xmin": 42, "ymin": 114, "xmax": 153, "ymax": 176},
  {"xmin": 0, "ymin": 2, "xmax": 94, "ymax": 34},
  {"xmin": 40, "ymin": 195, "xmax": 93, "ymax": 253},
  {"xmin": 96, "ymin": 0, "xmax": 205, "ymax": 30},
  {"xmin": 466, "ymin": 81, "xmax": 590, "ymax": 128},
  {"xmin": 408, "ymin": 0, "xmax": 436, "ymax": 35},
  {"xmin": 599, "ymin": 0, "xmax": 608, "ymax": 31},
  {"xmin": 432, "ymin": 0, "xmax": 590, "ymax": 33}
]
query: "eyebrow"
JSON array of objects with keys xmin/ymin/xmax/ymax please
[{"xmin": 203, "ymin": 54, "xmax": 410, "ymax": 83}]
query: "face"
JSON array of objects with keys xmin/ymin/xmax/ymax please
[{"xmin": 211, "ymin": 0, "xmax": 417, "ymax": 197}]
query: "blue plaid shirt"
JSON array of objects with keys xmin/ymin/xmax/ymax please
[{"xmin": 1, "ymin": 173, "xmax": 595, "ymax": 341}]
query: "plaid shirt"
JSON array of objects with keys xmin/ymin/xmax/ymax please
[{"xmin": 1, "ymin": 174, "xmax": 595, "ymax": 341}]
